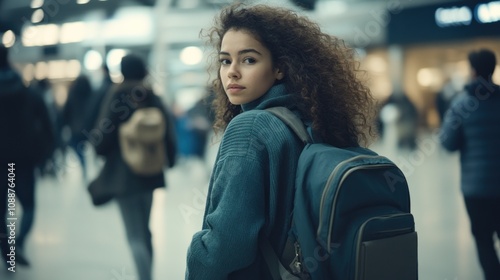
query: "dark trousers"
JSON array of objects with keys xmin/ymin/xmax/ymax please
[
  {"xmin": 15, "ymin": 168, "xmax": 35, "ymax": 249},
  {"xmin": 464, "ymin": 197, "xmax": 500, "ymax": 280},
  {"xmin": 69, "ymin": 138, "xmax": 87, "ymax": 179},
  {"xmin": 116, "ymin": 191, "xmax": 154, "ymax": 280}
]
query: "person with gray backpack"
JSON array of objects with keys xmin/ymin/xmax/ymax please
[
  {"xmin": 185, "ymin": 4, "xmax": 417, "ymax": 280},
  {"xmin": 88, "ymin": 54, "xmax": 177, "ymax": 280}
]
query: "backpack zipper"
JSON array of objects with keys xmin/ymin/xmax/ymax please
[
  {"xmin": 316, "ymin": 155, "xmax": 396, "ymax": 253},
  {"xmin": 353, "ymin": 213, "xmax": 414, "ymax": 280}
]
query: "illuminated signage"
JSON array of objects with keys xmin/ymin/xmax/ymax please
[
  {"xmin": 475, "ymin": 1, "xmax": 500, "ymax": 24},
  {"xmin": 435, "ymin": 6, "xmax": 472, "ymax": 27},
  {"xmin": 435, "ymin": 1, "xmax": 500, "ymax": 27}
]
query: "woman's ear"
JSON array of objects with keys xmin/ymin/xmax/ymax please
[{"xmin": 275, "ymin": 68, "xmax": 284, "ymax": 81}]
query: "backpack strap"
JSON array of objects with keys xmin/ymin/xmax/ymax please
[
  {"xmin": 260, "ymin": 238, "xmax": 302, "ymax": 280},
  {"xmin": 260, "ymin": 238, "xmax": 284, "ymax": 280},
  {"xmin": 265, "ymin": 107, "xmax": 312, "ymax": 144},
  {"xmin": 261, "ymin": 106, "xmax": 307, "ymax": 280}
]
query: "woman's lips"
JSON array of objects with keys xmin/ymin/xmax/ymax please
[{"xmin": 227, "ymin": 84, "xmax": 245, "ymax": 94}]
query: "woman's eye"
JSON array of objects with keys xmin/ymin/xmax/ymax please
[
  {"xmin": 219, "ymin": 58, "xmax": 230, "ymax": 65},
  {"xmin": 243, "ymin": 57, "xmax": 256, "ymax": 64}
]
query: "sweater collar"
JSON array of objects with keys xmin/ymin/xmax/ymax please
[{"xmin": 241, "ymin": 83, "xmax": 293, "ymax": 112}]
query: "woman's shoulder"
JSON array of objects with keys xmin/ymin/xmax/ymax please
[
  {"xmin": 227, "ymin": 109, "xmax": 290, "ymax": 136},
  {"xmin": 219, "ymin": 109, "xmax": 295, "ymax": 158}
]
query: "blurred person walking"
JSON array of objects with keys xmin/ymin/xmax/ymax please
[
  {"xmin": 0, "ymin": 46, "xmax": 55, "ymax": 268},
  {"xmin": 176, "ymin": 93, "xmax": 214, "ymax": 161},
  {"xmin": 32, "ymin": 78, "xmax": 65, "ymax": 177},
  {"xmin": 377, "ymin": 92, "xmax": 419, "ymax": 150},
  {"xmin": 88, "ymin": 54, "xmax": 177, "ymax": 280},
  {"xmin": 440, "ymin": 48, "xmax": 500, "ymax": 280},
  {"xmin": 62, "ymin": 75, "xmax": 94, "ymax": 180},
  {"xmin": 85, "ymin": 64, "xmax": 113, "ymax": 133},
  {"xmin": 435, "ymin": 78, "xmax": 460, "ymax": 125}
]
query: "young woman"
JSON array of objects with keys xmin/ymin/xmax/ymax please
[{"xmin": 186, "ymin": 4, "xmax": 375, "ymax": 279}]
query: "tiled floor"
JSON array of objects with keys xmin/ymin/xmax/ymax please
[{"xmin": 0, "ymin": 130, "xmax": 494, "ymax": 280}]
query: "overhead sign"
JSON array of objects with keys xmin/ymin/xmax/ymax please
[
  {"xmin": 475, "ymin": 1, "xmax": 500, "ymax": 24},
  {"xmin": 435, "ymin": 6, "xmax": 472, "ymax": 27},
  {"xmin": 388, "ymin": 0, "xmax": 500, "ymax": 45},
  {"xmin": 435, "ymin": 1, "xmax": 500, "ymax": 27}
]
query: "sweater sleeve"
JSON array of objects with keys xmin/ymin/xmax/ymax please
[
  {"xmin": 439, "ymin": 101, "xmax": 464, "ymax": 152},
  {"xmin": 186, "ymin": 114, "xmax": 268, "ymax": 280}
]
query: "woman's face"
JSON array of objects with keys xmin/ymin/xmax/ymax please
[{"xmin": 219, "ymin": 29, "xmax": 283, "ymax": 105}]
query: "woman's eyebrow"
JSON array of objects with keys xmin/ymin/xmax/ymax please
[{"xmin": 219, "ymin": 49, "xmax": 262, "ymax": 56}]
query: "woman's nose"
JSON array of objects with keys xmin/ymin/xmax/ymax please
[{"xmin": 227, "ymin": 64, "xmax": 240, "ymax": 79}]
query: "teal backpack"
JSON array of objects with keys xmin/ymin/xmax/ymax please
[{"xmin": 261, "ymin": 107, "xmax": 418, "ymax": 280}]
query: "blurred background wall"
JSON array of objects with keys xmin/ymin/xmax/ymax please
[{"xmin": 2, "ymin": 0, "xmax": 499, "ymax": 131}]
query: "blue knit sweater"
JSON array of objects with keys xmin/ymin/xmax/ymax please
[{"xmin": 186, "ymin": 84, "xmax": 304, "ymax": 279}]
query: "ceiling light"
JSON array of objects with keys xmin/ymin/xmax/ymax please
[
  {"xmin": 31, "ymin": 9, "xmax": 45, "ymax": 23},
  {"xmin": 60, "ymin": 22, "xmax": 87, "ymax": 44},
  {"xmin": 317, "ymin": 1, "xmax": 347, "ymax": 16},
  {"xmin": 180, "ymin": 46, "xmax": 203, "ymax": 66},
  {"xmin": 2, "ymin": 30, "xmax": 16, "ymax": 48},
  {"xmin": 31, "ymin": 0, "xmax": 44, "ymax": 9},
  {"xmin": 106, "ymin": 49, "xmax": 128, "ymax": 72},
  {"xmin": 84, "ymin": 50, "xmax": 103, "ymax": 71}
]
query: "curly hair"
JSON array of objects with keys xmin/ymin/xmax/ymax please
[{"xmin": 203, "ymin": 3, "xmax": 376, "ymax": 147}]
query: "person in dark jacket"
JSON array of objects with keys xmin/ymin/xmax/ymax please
[
  {"xmin": 32, "ymin": 78, "xmax": 64, "ymax": 177},
  {"xmin": 62, "ymin": 74, "xmax": 94, "ymax": 180},
  {"xmin": 89, "ymin": 54, "xmax": 177, "ymax": 280},
  {"xmin": 0, "ymin": 46, "xmax": 55, "ymax": 267},
  {"xmin": 85, "ymin": 64, "xmax": 113, "ymax": 134},
  {"xmin": 440, "ymin": 48, "xmax": 500, "ymax": 280}
]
